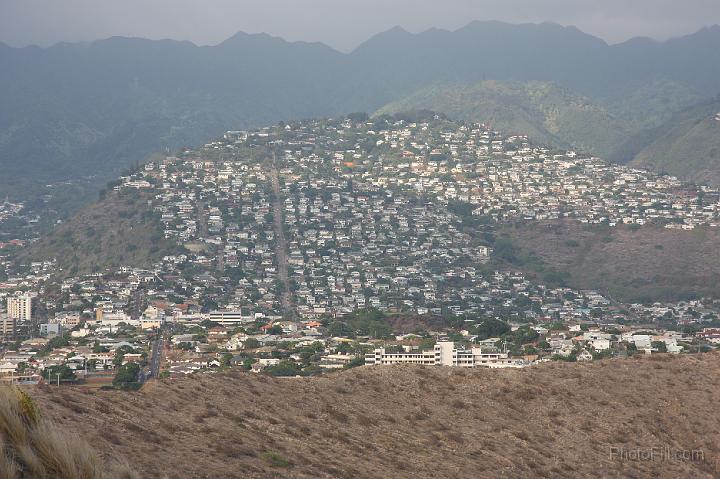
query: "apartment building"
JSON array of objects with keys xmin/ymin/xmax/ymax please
[
  {"xmin": 7, "ymin": 295, "xmax": 32, "ymax": 321},
  {"xmin": 365, "ymin": 341, "xmax": 528, "ymax": 368},
  {"xmin": 209, "ymin": 310, "xmax": 255, "ymax": 325},
  {"xmin": 0, "ymin": 314, "xmax": 16, "ymax": 342}
]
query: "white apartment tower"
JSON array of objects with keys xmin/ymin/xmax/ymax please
[{"xmin": 7, "ymin": 295, "xmax": 32, "ymax": 321}]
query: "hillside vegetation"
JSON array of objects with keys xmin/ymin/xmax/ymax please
[
  {"xmin": 17, "ymin": 190, "xmax": 177, "ymax": 275},
  {"xmin": 31, "ymin": 354, "xmax": 720, "ymax": 478},
  {"xmin": 3, "ymin": 22, "xmax": 720, "ymax": 203},
  {"xmin": 0, "ymin": 386, "xmax": 135, "ymax": 478},
  {"xmin": 602, "ymin": 79, "xmax": 706, "ymax": 136},
  {"xmin": 630, "ymin": 98, "xmax": 720, "ymax": 184},
  {"xmin": 377, "ymin": 80, "xmax": 630, "ymax": 156},
  {"xmin": 376, "ymin": 79, "xmax": 714, "ymax": 170},
  {"xmin": 501, "ymin": 221, "xmax": 720, "ymax": 302}
]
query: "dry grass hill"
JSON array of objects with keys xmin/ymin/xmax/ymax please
[
  {"xmin": 18, "ymin": 190, "xmax": 177, "ymax": 276},
  {"xmin": 503, "ymin": 221, "xmax": 720, "ymax": 302},
  {"xmin": 24, "ymin": 353, "xmax": 720, "ymax": 478}
]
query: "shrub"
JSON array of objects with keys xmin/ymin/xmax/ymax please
[
  {"xmin": 262, "ymin": 451, "xmax": 290, "ymax": 468},
  {"xmin": 263, "ymin": 361, "xmax": 302, "ymax": 377}
]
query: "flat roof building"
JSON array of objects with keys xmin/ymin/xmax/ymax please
[
  {"xmin": 365, "ymin": 341, "xmax": 528, "ymax": 369},
  {"xmin": 7, "ymin": 295, "xmax": 31, "ymax": 321}
]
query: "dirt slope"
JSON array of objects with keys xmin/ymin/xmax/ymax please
[
  {"xmin": 18, "ymin": 190, "xmax": 177, "ymax": 276},
  {"xmin": 28, "ymin": 354, "xmax": 720, "ymax": 479},
  {"xmin": 504, "ymin": 221, "xmax": 720, "ymax": 302}
]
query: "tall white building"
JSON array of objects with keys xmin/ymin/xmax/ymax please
[{"xmin": 7, "ymin": 296, "xmax": 32, "ymax": 321}]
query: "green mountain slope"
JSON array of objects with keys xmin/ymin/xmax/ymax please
[
  {"xmin": 376, "ymin": 81, "xmax": 630, "ymax": 156},
  {"xmin": 630, "ymin": 98, "xmax": 720, "ymax": 184},
  {"xmin": 603, "ymin": 79, "xmax": 706, "ymax": 134},
  {"xmin": 2, "ymin": 22, "xmax": 720, "ymax": 207}
]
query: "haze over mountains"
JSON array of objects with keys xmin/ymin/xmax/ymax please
[{"xmin": 2, "ymin": 21, "xmax": 720, "ymax": 203}]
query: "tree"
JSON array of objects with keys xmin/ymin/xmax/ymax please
[
  {"xmin": 40, "ymin": 335, "xmax": 70, "ymax": 355},
  {"xmin": 113, "ymin": 362, "xmax": 141, "ymax": 390},
  {"xmin": 343, "ymin": 356, "xmax": 366, "ymax": 369},
  {"xmin": 243, "ymin": 338, "xmax": 260, "ymax": 349},
  {"xmin": 263, "ymin": 361, "xmax": 302, "ymax": 377},
  {"xmin": 43, "ymin": 365, "xmax": 75, "ymax": 382},
  {"xmin": 302, "ymin": 364, "xmax": 325, "ymax": 376},
  {"xmin": 681, "ymin": 323, "xmax": 702, "ymax": 335},
  {"xmin": 220, "ymin": 352, "xmax": 233, "ymax": 367},
  {"xmin": 328, "ymin": 321, "xmax": 354, "ymax": 338},
  {"xmin": 267, "ymin": 325, "xmax": 284, "ymax": 335},
  {"xmin": 515, "ymin": 325, "xmax": 539, "ymax": 342},
  {"xmin": 475, "ymin": 319, "xmax": 511, "ymax": 340},
  {"xmin": 112, "ymin": 346, "xmax": 134, "ymax": 367},
  {"xmin": 492, "ymin": 237, "xmax": 518, "ymax": 263},
  {"xmin": 334, "ymin": 308, "xmax": 393, "ymax": 339},
  {"xmin": 335, "ymin": 342, "xmax": 352, "ymax": 354}
]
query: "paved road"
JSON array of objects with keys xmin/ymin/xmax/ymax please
[
  {"xmin": 197, "ymin": 199, "xmax": 209, "ymax": 238},
  {"xmin": 148, "ymin": 338, "xmax": 164, "ymax": 380},
  {"xmin": 268, "ymin": 156, "xmax": 294, "ymax": 316},
  {"xmin": 129, "ymin": 287, "xmax": 145, "ymax": 321},
  {"xmin": 605, "ymin": 290, "xmax": 640, "ymax": 322}
]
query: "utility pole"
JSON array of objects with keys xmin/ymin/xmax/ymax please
[{"xmin": 56, "ymin": 373, "xmax": 60, "ymax": 387}]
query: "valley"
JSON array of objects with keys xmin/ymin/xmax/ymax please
[{"xmin": 3, "ymin": 7, "xmax": 720, "ymax": 479}]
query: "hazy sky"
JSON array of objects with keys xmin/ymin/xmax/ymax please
[{"xmin": 2, "ymin": 0, "xmax": 719, "ymax": 51}]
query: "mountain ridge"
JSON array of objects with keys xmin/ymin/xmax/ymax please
[
  {"xmin": 629, "ymin": 96, "xmax": 720, "ymax": 183},
  {"xmin": 2, "ymin": 21, "xmax": 720, "ymax": 207},
  {"xmin": 376, "ymin": 80, "xmax": 629, "ymax": 156}
]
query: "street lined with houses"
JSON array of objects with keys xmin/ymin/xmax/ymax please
[{"xmin": 1, "ymin": 115, "xmax": 720, "ymax": 384}]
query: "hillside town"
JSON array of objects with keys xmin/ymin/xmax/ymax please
[
  {"xmin": 0, "ymin": 199, "xmax": 33, "ymax": 250},
  {"xmin": 1, "ymin": 115, "xmax": 720, "ymax": 385},
  {"xmin": 1, "ymin": 284, "xmax": 719, "ymax": 385}
]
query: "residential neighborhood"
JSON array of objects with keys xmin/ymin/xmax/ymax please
[{"xmin": 1, "ymin": 115, "xmax": 720, "ymax": 385}]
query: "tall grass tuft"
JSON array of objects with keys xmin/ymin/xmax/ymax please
[{"xmin": 0, "ymin": 387, "xmax": 137, "ymax": 479}]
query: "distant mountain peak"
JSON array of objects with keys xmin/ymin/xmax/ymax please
[
  {"xmin": 217, "ymin": 30, "xmax": 337, "ymax": 53},
  {"xmin": 219, "ymin": 31, "xmax": 279, "ymax": 46},
  {"xmin": 386, "ymin": 25, "xmax": 410, "ymax": 35},
  {"xmin": 615, "ymin": 36, "xmax": 659, "ymax": 50}
]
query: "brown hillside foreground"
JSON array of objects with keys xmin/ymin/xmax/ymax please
[{"xmin": 30, "ymin": 354, "xmax": 720, "ymax": 478}]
